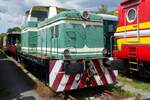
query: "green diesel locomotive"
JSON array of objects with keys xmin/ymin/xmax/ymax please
[{"xmin": 18, "ymin": 6, "xmax": 118, "ymax": 92}]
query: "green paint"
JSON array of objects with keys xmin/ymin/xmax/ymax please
[{"xmin": 21, "ymin": 7, "xmax": 117, "ymax": 60}]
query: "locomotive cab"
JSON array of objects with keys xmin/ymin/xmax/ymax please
[
  {"xmin": 21, "ymin": 6, "xmax": 70, "ymax": 55},
  {"xmin": 98, "ymin": 14, "xmax": 118, "ymax": 57}
]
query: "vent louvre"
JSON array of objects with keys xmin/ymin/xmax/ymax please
[{"xmin": 121, "ymin": 0, "xmax": 140, "ymax": 8}]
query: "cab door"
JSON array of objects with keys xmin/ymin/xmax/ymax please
[{"xmin": 51, "ymin": 25, "xmax": 59, "ymax": 58}]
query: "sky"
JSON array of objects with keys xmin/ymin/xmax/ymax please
[{"xmin": 0, "ymin": 0, "xmax": 122, "ymax": 33}]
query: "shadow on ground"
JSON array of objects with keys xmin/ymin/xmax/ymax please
[{"xmin": 0, "ymin": 60, "xmax": 40, "ymax": 100}]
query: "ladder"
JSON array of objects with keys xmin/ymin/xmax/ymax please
[{"xmin": 128, "ymin": 47, "xmax": 139, "ymax": 71}]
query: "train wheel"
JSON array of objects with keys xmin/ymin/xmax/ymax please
[
  {"xmin": 138, "ymin": 61, "xmax": 150, "ymax": 79},
  {"xmin": 118, "ymin": 59, "xmax": 130, "ymax": 76}
]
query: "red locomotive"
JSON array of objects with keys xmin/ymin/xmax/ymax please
[
  {"xmin": 4, "ymin": 32, "xmax": 20, "ymax": 57},
  {"xmin": 113, "ymin": 0, "xmax": 150, "ymax": 78}
]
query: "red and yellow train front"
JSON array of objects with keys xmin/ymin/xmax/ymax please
[{"xmin": 114, "ymin": 0, "xmax": 150, "ymax": 62}]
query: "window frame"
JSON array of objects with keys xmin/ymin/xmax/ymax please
[{"xmin": 126, "ymin": 8, "xmax": 137, "ymax": 23}]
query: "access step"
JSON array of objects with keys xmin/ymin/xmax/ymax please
[{"xmin": 129, "ymin": 61, "xmax": 138, "ymax": 64}]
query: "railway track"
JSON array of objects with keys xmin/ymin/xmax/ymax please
[
  {"xmin": 57, "ymin": 90, "xmax": 122, "ymax": 100},
  {"xmin": 9, "ymin": 57, "xmax": 125, "ymax": 100}
]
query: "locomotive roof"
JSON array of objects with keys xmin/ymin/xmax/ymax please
[
  {"xmin": 25, "ymin": 6, "xmax": 70, "ymax": 14},
  {"xmin": 39, "ymin": 11, "xmax": 103, "ymax": 28},
  {"xmin": 97, "ymin": 14, "xmax": 118, "ymax": 21}
]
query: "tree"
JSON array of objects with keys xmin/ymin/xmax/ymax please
[
  {"xmin": 97, "ymin": 4, "xmax": 118, "ymax": 16},
  {"xmin": 108, "ymin": 10, "xmax": 118, "ymax": 16},
  {"xmin": 0, "ymin": 33, "xmax": 6, "ymax": 40},
  {"xmin": 7, "ymin": 27, "xmax": 21, "ymax": 33},
  {"xmin": 98, "ymin": 4, "xmax": 108, "ymax": 14},
  {"xmin": 0, "ymin": 33, "xmax": 6, "ymax": 49}
]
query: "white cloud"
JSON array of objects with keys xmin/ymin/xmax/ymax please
[{"xmin": 0, "ymin": 0, "xmax": 122, "ymax": 32}]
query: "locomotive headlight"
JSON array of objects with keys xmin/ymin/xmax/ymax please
[
  {"xmin": 102, "ymin": 48, "xmax": 108, "ymax": 56},
  {"xmin": 81, "ymin": 11, "xmax": 89, "ymax": 20},
  {"xmin": 64, "ymin": 49, "xmax": 71, "ymax": 59}
]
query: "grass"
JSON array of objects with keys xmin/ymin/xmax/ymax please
[
  {"xmin": 118, "ymin": 75, "xmax": 150, "ymax": 91},
  {"xmin": 93, "ymin": 85, "xmax": 135, "ymax": 99},
  {"xmin": 112, "ymin": 86, "xmax": 135, "ymax": 98}
]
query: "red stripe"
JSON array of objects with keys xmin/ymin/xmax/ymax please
[
  {"xmin": 64, "ymin": 75, "xmax": 76, "ymax": 91},
  {"xmin": 92, "ymin": 59, "xmax": 108, "ymax": 85},
  {"xmin": 51, "ymin": 67, "xmax": 64, "ymax": 91},
  {"xmin": 78, "ymin": 70, "xmax": 98, "ymax": 88},
  {"xmin": 49, "ymin": 60, "xmax": 56, "ymax": 73},
  {"xmin": 107, "ymin": 69, "xmax": 116, "ymax": 82},
  {"xmin": 77, "ymin": 70, "xmax": 88, "ymax": 89},
  {"xmin": 91, "ymin": 77, "xmax": 97, "ymax": 87}
]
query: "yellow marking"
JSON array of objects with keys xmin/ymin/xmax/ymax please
[
  {"xmin": 116, "ymin": 37, "xmax": 150, "ymax": 50},
  {"xmin": 116, "ymin": 22, "xmax": 150, "ymax": 32}
]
